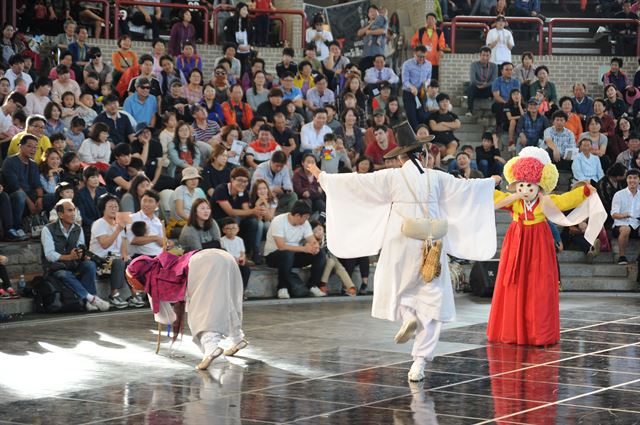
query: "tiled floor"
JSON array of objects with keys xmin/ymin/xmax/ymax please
[{"xmin": 0, "ymin": 293, "xmax": 639, "ymax": 424}]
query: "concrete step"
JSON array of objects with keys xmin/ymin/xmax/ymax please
[
  {"xmin": 546, "ymin": 36, "xmax": 596, "ymax": 44},
  {"xmin": 0, "ymin": 298, "xmax": 33, "ymax": 316},
  {"xmin": 552, "ymin": 47, "xmax": 601, "ymax": 55},
  {"xmin": 560, "ymin": 262, "xmax": 628, "ymax": 278},
  {"xmin": 561, "ymin": 277, "xmax": 637, "ymax": 292},
  {"xmin": 557, "ymin": 250, "xmax": 614, "ymax": 263}
]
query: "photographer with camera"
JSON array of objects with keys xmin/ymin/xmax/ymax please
[
  {"xmin": 41, "ymin": 199, "xmax": 110, "ymax": 312},
  {"xmin": 89, "ymin": 194, "xmax": 145, "ymax": 309}
]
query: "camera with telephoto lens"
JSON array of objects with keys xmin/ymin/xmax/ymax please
[{"xmin": 77, "ymin": 245, "xmax": 106, "ymax": 266}]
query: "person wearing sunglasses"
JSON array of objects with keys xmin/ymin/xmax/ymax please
[
  {"xmin": 123, "ymin": 77, "xmax": 158, "ymax": 128},
  {"xmin": 83, "ymin": 47, "xmax": 112, "ymax": 86}
]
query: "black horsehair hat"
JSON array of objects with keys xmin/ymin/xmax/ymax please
[{"xmin": 383, "ymin": 121, "xmax": 435, "ymax": 159}]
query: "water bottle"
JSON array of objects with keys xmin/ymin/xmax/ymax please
[{"xmin": 18, "ymin": 274, "xmax": 26, "ymax": 294}]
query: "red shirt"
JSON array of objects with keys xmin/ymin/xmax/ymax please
[{"xmin": 365, "ymin": 140, "xmax": 397, "ymax": 165}]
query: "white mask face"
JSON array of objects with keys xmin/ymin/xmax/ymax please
[{"xmin": 516, "ymin": 182, "xmax": 540, "ymax": 201}]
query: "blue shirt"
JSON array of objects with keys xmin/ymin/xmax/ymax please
[
  {"xmin": 571, "ymin": 152, "xmax": 604, "ymax": 182},
  {"xmin": 491, "ymin": 77, "xmax": 520, "ymax": 102},
  {"xmin": 516, "ymin": 112, "xmax": 549, "ymax": 146},
  {"xmin": 401, "ymin": 58, "xmax": 432, "ymax": 92},
  {"xmin": 571, "ymin": 96, "xmax": 594, "ymax": 118},
  {"xmin": 282, "ymin": 86, "xmax": 303, "ymax": 102},
  {"xmin": 74, "ymin": 186, "xmax": 107, "ymax": 231},
  {"xmin": 123, "ymin": 93, "xmax": 157, "ymax": 126},
  {"xmin": 514, "ymin": 0, "xmax": 540, "ymax": 12},
  {"xmin": 544, "ymin": 126, "xmax": 575, "ymax": 157}
]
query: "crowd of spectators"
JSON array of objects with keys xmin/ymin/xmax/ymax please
[{"xmin": 0, "ymin": 1, "xmax": 640, "ymax": 304}]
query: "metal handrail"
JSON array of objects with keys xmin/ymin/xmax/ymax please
[
  {"xmin": 114, "ymin": 0, "xmax": 209, "ymax": 44},
  {"xmin": 212, "ymin": 4, "xmax": 307, "ymax": 49},
  {"xmin": 450, "ymin": 15, "xmax": 544, "ymax": 56},
  {"xmin": 7, "ymin": 0, "xmax": 110, "ymax": 39},
  {"xmin": 443, "ymin": 22, "xmax": 491, "ymax": 54},
  {"xmin": 546, "ymin": 17, "xmax": 640, "ymax": 57}
]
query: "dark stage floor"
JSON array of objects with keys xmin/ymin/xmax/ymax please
[{"xmin": 0, "ymin": 295, "xmax": 639, "ymax": 424}]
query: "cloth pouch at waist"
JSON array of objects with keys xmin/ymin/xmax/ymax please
[{"xmin": 401, "ymin": 217, "xmax": 448, "ymax": 241}]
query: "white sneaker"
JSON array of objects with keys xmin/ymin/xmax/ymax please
[
  {"xmin": 465, "ymin": 111, "xmax": 473, "ymax": 117},
  {"xmin": 91, "ymin": 296, "xmax": 110, "ymax": 312},
  {"xmin": 85, "ymin": 300, "xmax": 99, "ymax": 312},
  {"xmin": 394, "ymin": 317, "xmax": 418, "ymax": 344},
  {"xmin": 277, "ymin": 288, "xmax": 290, "ymax": 299},
  {"xmin": 309, "ymin": 286, "xmax": 327, "ymax": 297},
  {"xmin": 442, "ymin": 154, "xmax": 455, "ymax": 162},
  {"xmin": 408, "ymin": 357, "xmax": 427, "ymax": 382}
]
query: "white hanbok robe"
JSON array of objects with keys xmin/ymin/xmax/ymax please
[
  {"xmin": 319, "ymin": 160, "xmax": 497, "ymax": 323},
  {"xmin": 186, "ymin": 249, "xmax": 244, "ymax": 350}
]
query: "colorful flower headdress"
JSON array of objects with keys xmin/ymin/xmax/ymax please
[{"xmin": 503, "ymin": 147, "xmax": 559, "ymax": 194}]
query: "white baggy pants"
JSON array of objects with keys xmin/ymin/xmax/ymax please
[{"xmin": 400, "ymin": 305, "xmax": 443, "ymax": 361}]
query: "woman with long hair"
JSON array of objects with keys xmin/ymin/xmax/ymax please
[
  {"xmin": 607, "ymin": 116, "xmax": 634, "ymax": 165},
  {"xmin": 178, "ymin": 198, "xmax": 222, "ymax": 251},
  {"xmin": 340, "ymin": 74, "xmax": 368, "ymax": 112},
  {"xmin": 385, "ymin": 96, "xmax": 406, "ymax": 128},
  {"xmin": 579, "ymin": 115, "xmax": 609, "ymax": 170},
  {"xmin": 223, "ymin": 2, "xmax": 254, "ymax": 77},
  {"xmin": 199, "ymin": 84, "xmax": 225, "ymax": 125},
  {"xmin": 44, "ymin": 101, "xmax": 65, "ymax": 137},
  {"xmin": 120, "ymin": 174, "xmax": 151, "ymax": 213},
  {"xmin": 334, "ymin": 107, "xmax": 365, "ymax": 164},
  {"xmin": 246, "ymin": 70, "xmax": 269, "ymax": 111},
  {"xmin": 168, "ymin": 9, "xmax": 196, "ymax": 57},
  {"xmin": 78, "ymin": 122, "xmax": 111, "ymax": 170},
  {"xmin": 183, "ymin": 68, "xmax": 204, "ymax": 106},
  {"xmin": 39, "ymin": 148, "xmax": 63, "ymax": 197},
  {"xmin": 168, "ymin": 120, "xmax": 201, "ymax": 180},
  {"xmin": 249, "ymin": 178, "xmax": 276, "ymax": 264}
]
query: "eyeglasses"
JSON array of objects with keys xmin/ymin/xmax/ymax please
[
  {"xmin": 139, "ymin": 86, "xmax": 151, "ymax": 90},
  {"xmin": 215, "ymin": 71, "xmax": 227, "ymax": 76},
  {"xmin": 93, "ymin": 53, "xmax": 101, "ymax": 58},
  {"xmin": 30, "ymin": 124, "xmax": 45, "ymax": 129}
]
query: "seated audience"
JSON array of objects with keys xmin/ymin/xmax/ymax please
[
  {"xmin": 78, "ymin": 122, "xmax": 111, "ymax": 169},
  {"xmin": 476, "ymin": 132, "xmax": 506, "ymax": 177},
  {"xmin": 252, "ymin": 151, "xmax": 298, "ymax": 214},
  {"xmin": 264, "ymin": 201, "xmax": 327, "ymax": 299},
  {"xmin": 120, "ymin": 174, "xmax": 151, "ymax": 214},
  {"xmin": 610, "ymin": 169, "xmax": 640, "ymax": 265},
  {"xmin": 105, "ymin": 143, "xmax": 133, "ymax": 196},
  {"xmin": 126, "ymin": 190, "xmax": 165, "ymax": 257},
  {"xmin": 429, "ymin": 93, "xmax": 460, "ymax": 161},
  {"xmin": 544, "ymin": 110, "xmax": 576, "ymax": 170},
  {"xmin": 179, "ymin": 198, "xmax": 222, "ymax": 251},
  {"xmin": 293, "ymin": 153, "xmax": 325, "ymax": 213},
  {"xmin": 365, "ymin": 124, "xmax": 398, "ymax": 169},
  {"xmin": 167, "ymin": 166, "xmax": 206, "ymax": 236},
  {"xmin": 245, "ymin": 124, "xmax": 282, "ymax": 169},
  {"xmin": 220, "ymin": 217, "xmax": 251, "ymax": 290},
  {"xmin": 572, "ymin": 137, "xmax": 605, "ymax": 183}
]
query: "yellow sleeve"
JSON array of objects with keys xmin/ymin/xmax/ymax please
[
  {"xmin": 35, "ymin": 136, "xmax": 51, "ymax": 164},
  {"xmin": 7, "ymin": 133, "xmax": 20, "ymax": 157},
  {"xmin": 549, "ymin": 186, "xmax": 588, "ymax": 212},
  {"xmin": 494, "ymin": 190, "xmax": 511, "ymax": 205}
]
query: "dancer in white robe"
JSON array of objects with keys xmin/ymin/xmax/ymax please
[{"xmin": 307, "ymin": 123, "xmax": 499, "ymax": 381}]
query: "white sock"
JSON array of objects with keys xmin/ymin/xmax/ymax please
[
  {"xmin": 200, "ymin": 332, "xmax": 221, "ymax": 356},
  {"xmin": 88, "ymin": 295, "xmax": 96, "ymax": 304}
]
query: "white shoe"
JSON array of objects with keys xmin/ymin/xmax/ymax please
[
  {"xmin": 442, "ymin": 154, "xmax": 455, "ymax": 162},
  {"xmin": 85, "ymin": 300, "xmax": 99, "ymax": 312},
  {"xmin": 196, "ymin": 347, "xmax": 223, "ymax": 370},
  {"xmin": 223, "ymin": 338, "xmax": 249, "ymax": 356},
  {"xmin": 91, "ymin": 296, "xmax": 110, "ymax": 312},
  {"xmin": 465, "ymin": 111, "xmax": 473, "ymax": 117},
  {"xmin": 277, "ymin": 288, "xmax": 290, "ymax": 299},
  {"xmin": 309, "ymin": 286, "xmax": 327, "ymax": 297},
  {"xmin": 408, "ymin": 358, "xmax": 427, "ymax": 382},
  {"xmin": 394, "ymin": 317, "xmax": 418, "ymax": 344}
]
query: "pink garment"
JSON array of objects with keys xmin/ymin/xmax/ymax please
[{"xmin": 126, "ymin": 251, "xmax": 199, "ymax": 313}]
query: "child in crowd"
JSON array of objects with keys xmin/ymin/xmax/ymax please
[
  {"xmin": 159, "ymin": 112, "xmax": 177, "ymax": 171},
  {"xmin": 49, "ymin": 182, "xmax": 82, "ymax": 225},
  {"xmin": 319, "ymin": 133, "xmax": 351, "ymax": 174},
  {"xmin": 5, "ymin": 109, "xmax": 26, "ymax": 141},
  {"xmin": 504, "ymin": 88, "xmax": 524, "ymax": 149},
  {"xmin": 324, "ymin": 103, "xmax": 341, "ymax": 132},
  {"xmin": 220, "ymin": 217, "xmax": 251, "ymax": 291},
  {"xmin": 283, "ymin": 99, "xmax": 305, "ymax": 133},
  {"xmin": 0, "ymin": 255, "xmax": 18, "ymax": 299},
  {"xmin": 312, "ymin": 219, "xmax": 357, "ymax": 296},
  {"xmin": 448, "ymin": 144, "xmax": 478, "ymax": 172},
  {"xmin": 77, "ymin": 92, "xmax": 97, "ymax": 126},
  {"xmin": 96, "ymin": 82, "xmax": 112, "ymax": 108},
  {"xmin": 13, "ymin": 77, "xmax": 27, "ymax": 95},
  {"xmin": 476, "ymin": 132, "xmax": 506, "ymax": 178},
  {"xmin": 65, "ymin": 117, "xmax": 86, "ymax": 152},
  {"xmin": 50, "ymin": 132, "xmax": 68, "ymax": 157},
  {"xmin": 131, "ymin": 221, "xmax": 148, "ymax": 238},
  {"xmin": 60, "ymin": 91, "xmax": 80, "ymax": 129}
]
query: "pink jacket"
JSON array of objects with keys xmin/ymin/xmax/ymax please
[{"xmin": 126, "ymin": 251, "xmax": 198, "ymax": 313}]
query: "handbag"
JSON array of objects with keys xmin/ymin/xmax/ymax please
[
  {"xmin": 398, "ymin": 167, "xmax": 448, "ymax": 283},
  {"xmin": 22, "ymin": 212, "xmax": 48, "ymax": 239}
]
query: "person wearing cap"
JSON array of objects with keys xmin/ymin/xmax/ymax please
[
  {"xmin": 307, "ymin": 121, "xmax": 500, "ymax": 382},
  {"xmin": 371, "ymin": 80, "xmax": 393, "ymax": 112},
  {"xmin": 94, "ymin": 94, "xmax": 136, "ymax": 146},
  {"xmin": 363, "ymin": 109, "xmax": 397, "ymax": 149},
  {"xmin": 515, "ymin": 97, "xmax": 549, "ymax": 153},
  {"xmin": 167, "ymin": 166, "xmax": 206, "ymax": 237},
  {"xmin": 123, "ymin": 76, "xmax": 158, "ymax": 128},
  {"xmin": 428, "ymin": 93, "xmax": 460, "ymax": 161},
  {"xmin": 401, "ymin": 45, "xmax": 432, "ymax": 130}
]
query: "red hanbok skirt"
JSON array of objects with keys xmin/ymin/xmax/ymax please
[{"xmin": 487, "ymin": 220, "xmax": 560, "ymax": 346}]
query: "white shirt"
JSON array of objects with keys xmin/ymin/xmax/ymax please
[
  {"xmin": 126, "ymin": 211, "xmax": 164, "ymax": 256},
  {"xmin": 221, "ymin": 236, "xmax": 245, "ymax": 259},
  {"xmin": 4, "ymin": 69, "xmax": 32, "ymax": 90},
  {"xmin": 300, "ymin": 122, "xmax": 332, "ymax": 152},
  {"xmin": 78, "ymin": 138, "xmax": 111, "ymax": 164},
  {"xmin": 305, "ymin": 28, "xmax": 333, "ymax": 61},
  {"xmin": 90, "ymin": 218, "xmax": 125, "ymax": 257},
  {"xmin": 171, "ymin": 185, "xmax": 206, "ymax": 220},
  {"xmin": 24, "ymin": 93, "xmax": 51, "ymax": 116},
  {"xmin": 571, "ymin": 153, "xmax": 604, "ymax": 183},
  {"xmin": 0, "ymin": 107, "xmax": 12, "ymax": 135},
  {"xmin": 486, "ymin": 28, "xmax": 514, "ymax": 65},
  {"xmin": 611, "ymin": 187, "xmax": 640, "ymax": 229},
  {"xmin": 264, "ymin": 213, "xmax": 313, "ymax": 256}
]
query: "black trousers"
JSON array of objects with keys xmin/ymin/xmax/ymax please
[
  {"xmin": 339, "ymin": 257, "xmax": 370, "ymax": 278},
  {"xmin": 467, "ymin": 84, "xmax": 493, "ymax": 113},
  {"xmin": 266, "ymin": 249, "xmax": 326, "ymax": 291}
]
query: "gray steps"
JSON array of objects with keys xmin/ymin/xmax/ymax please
[
  {"xmin": 546, "ymin": 36, "xmax": 596, "ymax": 44},
  {"xmin": 557, "ymin": 250, "xmax": 614, "ymax": 263},
  {"xmin": 560, "ymin": 263, "xmax": 628, "ymax": 278},
  {"xmin": 552, "ymin": 47, "xmax": 601, "ymax": 55},
  {"xmin": 543, "ymin": 27, "xmax": 591, "ymax": 34},
  {"xmin": 561, "ymin": 277, "xmax": 637, "ymax": 292}
]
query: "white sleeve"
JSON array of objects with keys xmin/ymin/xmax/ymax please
[{"xmin": 611, "ymin": 192, "xmax": 622, "ymax": 215}]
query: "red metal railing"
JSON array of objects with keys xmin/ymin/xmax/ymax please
[
  {"xmin": 114, "ymin": 0, "xmax": 209, "ymax": 44},
  {"xmin": 546, "ymin": 17, "xmax": 640, "ymax": 57},
  {"xmin": 6, "ymin": 0, "xmax": 110, "ymax": 38},
  {"xmin": 442, "ymin": 22, "xmax": 490, "ymax": 54},
  {"xmin": 212, "ymin": 4, "xmax": 307, "ymax": 49},
  {"xmin": 450, "ymin": 15, "xmax": 544, "ymax": 56}
]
